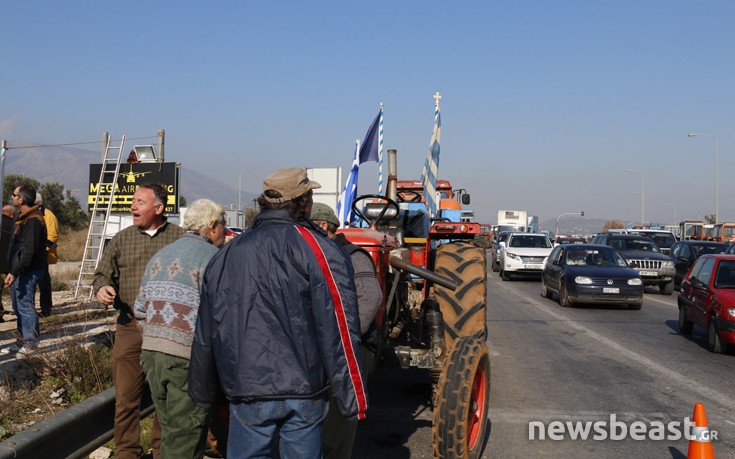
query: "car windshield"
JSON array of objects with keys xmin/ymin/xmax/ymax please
[
  {"xmin": 692, "ymin": 244, "xmax": 727, "ymax": 258},
  {"xmin": 557, "ymin": 237, "xmax": 585, "ymax": 245},
  {"xmin": 714, "ymin": 260, "xmax": 735, "ymax": 288},
  {"xmin": 509, "ymin": 235, "xmax": 551, "ymax": 248},
  {"xmin": 611, "ymin": 238, "xmax": 659, "ymax": 252},
  {"xmin": 649, "ymin": 235, "xmax": 675, "ymax": 248},
  {"xmin": 565, "ymin": 248, "xmax": 627, "ymax": 267}
]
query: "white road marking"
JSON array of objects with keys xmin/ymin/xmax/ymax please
[{"xmin": 494, "ymin": 282, "xmax": 735, "ymax": 413}]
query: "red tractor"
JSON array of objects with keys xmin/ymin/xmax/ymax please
[{"xmin": 339, "ymin": 149, "xmax": 490, "ymax": 458}]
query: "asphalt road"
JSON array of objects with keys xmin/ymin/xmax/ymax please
[{"xmin": 353, "ymin": 263, "xmax": 735, "ymax": 459}]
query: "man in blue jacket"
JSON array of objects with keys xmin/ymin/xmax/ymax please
[{"xmin": 189, "ymin": 167, "xmax": 368, "ymax": 459}]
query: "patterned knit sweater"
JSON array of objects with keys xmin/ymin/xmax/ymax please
[{"xmin": 133, "ymin": 232, "xmax": 219, "ymax": 359}]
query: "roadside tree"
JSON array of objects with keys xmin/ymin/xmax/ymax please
[{"xmin": 602, "ymin": 220, "xmax": 625, "ymax": 232}]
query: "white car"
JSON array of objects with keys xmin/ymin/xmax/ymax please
[{"xmin": 500, "ymin": 233, "xmax": 554, "ymax": 281}]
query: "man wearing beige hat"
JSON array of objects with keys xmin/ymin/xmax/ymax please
[
  {"xmin": 189, "ymin": 167, "xmax": 368, "ymax": 459},
  {"xmin": 311, "ymin": 202, "xmax": 382, "ymax": 459}
]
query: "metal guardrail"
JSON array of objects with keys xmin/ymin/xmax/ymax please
[{"xmin": 0, "ymin": 387, "xmax": 153, "ymax": 459}]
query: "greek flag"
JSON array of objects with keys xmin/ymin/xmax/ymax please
[
  {"xmin": 420, "ymin": 96, "xmax": 441, "ymax": 218},
  {"xmin": 336, "ymin": 111, "xmax": 382, "ymax": 228},
  {"xmin": 336, "ymin": 141, "xmax": 360, "ymax": 228}
]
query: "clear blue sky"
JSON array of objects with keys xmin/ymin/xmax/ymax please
[{"xmin": 2, "ymin": 1, "xmax": 733, "ymax": 226}]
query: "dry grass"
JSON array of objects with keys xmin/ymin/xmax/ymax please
[
  {"xmin": 57, "ymin": 228, "xmax": 87, "ymax": 262},
  {"xmin": 0, "ymin": 336, "xmax": 114, "ymax": 438},
  {"xmin": 50, "ymin": 263, "xmax": 82, "ymax": 291}
]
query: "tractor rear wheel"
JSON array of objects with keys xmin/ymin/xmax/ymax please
[
  {"xmin": 434, "ymin": 242, "xmax": 488, "ymax": 342},
  {"xmin": 432, "ymin": 336, "xmax": 491, "ymax": 459}
]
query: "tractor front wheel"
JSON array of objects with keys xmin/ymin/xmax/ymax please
[
  {"xmin": 432, "ymin": 336, "xmax": 491, "ymax": 459},
  {"xmin": 434, "ymin": 242, "xmax": 488, "ymax": 342}
]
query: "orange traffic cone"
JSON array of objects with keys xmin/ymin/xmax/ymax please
[{"xmin": 687, "ymin": 403, "xmax": 715, "ymax": 459}]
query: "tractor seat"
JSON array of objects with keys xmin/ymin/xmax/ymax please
[{"xmin": 363, "ymin": 203, "xmax": 399, "ymax": 222}]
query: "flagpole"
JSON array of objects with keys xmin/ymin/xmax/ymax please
[
  {"xmin": 420, "ymin": 92, "xmax": 442, "ymax": 218},
  {"xmin": 337, "ymin": 139, "xmax": 361, "ymax": 228},
  {"xmin": 377, "ymin": 103, "xmax": 384, "ymax": 195}
]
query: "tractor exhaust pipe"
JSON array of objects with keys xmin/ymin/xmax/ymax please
[
  {"xmin": 389, "ymin": 257, "xmax": 458, "ymax": 291},
  {"xmin": 387, "ymin": 149, "xmax": 397, "ymax": 201}
]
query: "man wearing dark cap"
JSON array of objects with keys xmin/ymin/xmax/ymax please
[
  {"xmin": 311, "ymin": 202, "xmax": 382, "ymax": 459},
  {"xmin": 189, "ymin": 167, "xmax": 368, "ymax": 459}
]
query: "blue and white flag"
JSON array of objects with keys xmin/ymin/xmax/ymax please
[
  {"xmin": 336, "ymin": 140, "xmax": 360, "ymax": 228},
  {"xmin": 336, "ymin": 110, "xmax": 382, "ymax": 228},
  {"xmin": 420, "ymin": 93, "xmax": 442, "ymax": 218}
]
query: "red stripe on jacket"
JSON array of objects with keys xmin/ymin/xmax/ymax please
[{"xmin": 295, "ymin": 226, "xmax": 367, "ymax": 419}]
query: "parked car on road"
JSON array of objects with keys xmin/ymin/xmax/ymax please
[
  {"xmin": 670, "ymin": 240, "xmax": 728, "ymax": 287},
  {"xmin": 225, "ymin": 226, "xmax": 243, "ymax": 242},
  {"xmin": 677, "ymin": 254, "xmax": 735, "ymax": 353},
  {"xmin": 628, "ymin": 229, "xmax": 677, "ymax": 255},
  {"xmin": 554, "ymin": 236, "xmax": 587, "ymax": 246},
  {"xmin": 490, "ymin": 231, "xmax": 511, "ymax": 272},
  {"xmin": 499, "ymin": 233, "xmax": 553, "ymax": 281},
  {"xmin": 541, "ymin": 244, "xmax": 643, "ymax": 309},
  {"xmin": 590, "ymin": 233, "xmax": 676, "ymax": 295}
]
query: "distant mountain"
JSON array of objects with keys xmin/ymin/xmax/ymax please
[{"xmin": 2, "ymin": 143, "xmax": 256, "ymax": 209}]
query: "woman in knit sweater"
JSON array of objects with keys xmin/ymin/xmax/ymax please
[{"xmin": 134, "ymin": 199, "xmax": 227, "ymax": 459}]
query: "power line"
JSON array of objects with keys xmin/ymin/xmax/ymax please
[{"xmin": 4, "ymin": 135, "xmax": 157, "ymax": 150}]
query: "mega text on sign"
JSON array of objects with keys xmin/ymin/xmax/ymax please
[{"xmin": 88, "ymin": 162, "xmax": 180, "ymax": 213}]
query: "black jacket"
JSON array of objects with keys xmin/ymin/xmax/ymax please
[
  {"xmin": 8, "ymin": 205, "xmax": 47, "ymax": 277},
  {"xmin": 188, "ymin": 209, "xmax": 368, "ymax": 420}
]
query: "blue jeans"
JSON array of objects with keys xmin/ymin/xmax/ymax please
[
  {"xmin": 12, "ymin": 268, "xmax": 43, "ymax": 347},
  {"xmin": 228, "ymin": 396, "xmax": 329, "ymax": 459}
]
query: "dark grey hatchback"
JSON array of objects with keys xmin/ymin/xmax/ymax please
[{"xmin": 541, "ymin": 244, "xmax": 644, "ymax": 309}]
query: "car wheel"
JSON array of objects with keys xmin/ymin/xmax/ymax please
[
  {"xmin": 659, "ymin": 281, "xmax": 674, "ymax": 295},
  {"xmin": 678, "ymin": 305, "xmax": 693, "ymax": 334},
  {"xmin": 540, "ymin": 276, "xmax": 552, "ymax": 299},
  {"xmin": 559, "ymin": 283, "xmax": 572, "ymax": 308},
  {"xmin": 707, "ymin": 318, "xmax": 725, "ymax": 354},
  {"xmin": 491, "ymin": 256, "xmax": 499, "ymax": 273},
  {"xmin": 500, "ymin": 268, "xmax": 510, "ymax": 281}
]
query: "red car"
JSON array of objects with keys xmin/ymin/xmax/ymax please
[{"xmin": 678, "ymin": 254, "xmax": 735, "ymax": 353}]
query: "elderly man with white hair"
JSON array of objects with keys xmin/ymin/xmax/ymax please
[{"xmin": 134, "ymin": 198, "xmax": 227, "ymax": 459}]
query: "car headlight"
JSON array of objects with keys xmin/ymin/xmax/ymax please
[
  {"xmin": 661, "ymin": 261, "xmax": 674, "ymax": 268},
  {"xmin": 575, "ymin": 276, "xmax": 593, "ymax": 284},
  {"xmin": 728, "ymin": 308, "xmax": 735, "ymax": 319},
  {"xmin": 506, "ymin": 252, "xmax": 518, "ymax": 259},
  {"xmin": 628, "ymin": 278, "xmax": 643, "ymax": 286}
]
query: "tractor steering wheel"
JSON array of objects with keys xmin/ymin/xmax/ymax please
[
  {"xmin": 351, "ymin": 194, "xmax": 400, "ymax": 228},
  {"xmin": 397, "ymin": 190, "xmax": 423, "ymax": 203}
]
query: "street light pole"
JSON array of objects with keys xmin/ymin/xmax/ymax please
[
  {"xmin": 624, "ymin": 169, "xmax": 645, "ymax": 226},
  {"xmin": 688, "ymin": 133, "xmax": 719, "ymax": 224},
  {"xmin": 664, "ymin": 203, "xmax": 677, "ymax": 226},
  {"xmin": 555, "ymin": 211, "xmax": 585, "ymax": 238}
]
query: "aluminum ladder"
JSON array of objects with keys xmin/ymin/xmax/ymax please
[{"xmin": 74, "ymin": 135, "xmax": 126, "ymax": 298}]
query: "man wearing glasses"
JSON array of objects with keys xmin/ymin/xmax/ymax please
[{"xmin": 4, "ymin": 185, "xmax": 47, "ymax": 358}]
